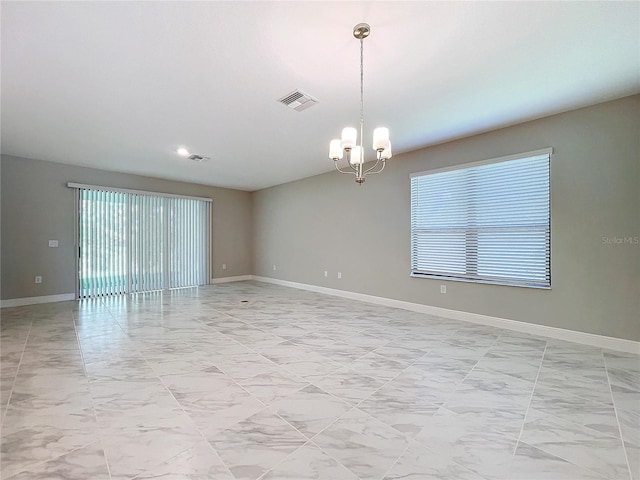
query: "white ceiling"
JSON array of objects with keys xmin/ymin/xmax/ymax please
[{"xmin": 2, "ymin": 2, "xmax": 639, "ymax": 191}]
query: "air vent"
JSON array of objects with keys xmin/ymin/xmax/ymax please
[
  {"xmin": 187, "ymin": 154, "xmax": 209, "ymax": 162},
  {"xmin": 278, "ymin": 90, "xmax": 319, "ymax": 112}
]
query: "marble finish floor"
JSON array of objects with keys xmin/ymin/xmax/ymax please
[{"xmin": 1, "ymin": 281, "xmax": 638, "ymax": 479}]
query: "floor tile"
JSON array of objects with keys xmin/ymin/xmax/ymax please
[
  {"xmin": 625, "ymin": 442, "xmax": 640, "ymax": 480},
  {"xmin": 604, "ymin": 351, "xmax": 640, "ymax": 373},
  {"xmin": 496, "ymin": 441, "xmax": 611, "ymax": 480},
  {"xmin": 617, "ymin": 408, "xmax": 640, "ymax": 447},
  {"xmin": 7, "ymin": 441, "xmax": 110, "ymax": 480},
  {"xmin": 133, "ymin": 440, "xmax": 234, "ymax": 479},
  {"xmin": 271, "ymin": 384, "xmax": 352, "ymax": 438},
  {"xmin": 262, "ymin": 443, "xmax": 359, "ymax": 480},
  {"xmin": 529, "ymin": 383, "xmax": 620, "ymax": 437},
  {"xmin": 310, "ymin": 367, "xmax": 385, "ymax": 405},
  {"xmin": 160, "ymin": 367, "xmax": 236, "ymax": 410},
  {"xmin": 474, "ymin": 351, "xmax": 542, "ymax": 381},
  {"xmin": 535, "ymin": 366, "xmax": 613, "ymax": 405},
  {"xmin": 370, "ymin": 344, "xmax": 427, "ymax": 365},
  {"xmin": 358, "ymin": 384, "xmax": 440, "ymax": 437},
  {"xmin": 312, "ymin": 408, "xmax": 410, "ymax": 479},
  {"xmin": 239, "ymin": 368, "xmax": 309, "ymax": 405},
  {"xmin": 444, "ymin": 367, "xmax": 534, "ymax": 411},
  {"xmin": 521, "ymin": 408, "xmax": 630, "ymax": 480},
  {"xmin": 183, "ymin": 384, "xmax": 265, "ymax": 436},
  {"xmin": 207, "ymin": 408, "xmax": 307, "ymax": 480},
  {"xmin": 383, "ymin": 442, "xmax": 487, "ymax": 480},
  {"xmin": 349, "ymin": 352, "xmax": 406, "ymax": 381},
  {"xmin": 1, "ymin": 405, "xmax": 100, "ymax": 478},
  {"xmin": 412, "ymin": 408, "xmax": 519, "ymax": 478},
  {"xmin": 101, "ymin": 422, "xmax": 202, "ymax": 480},
  {"xmin": 611, "ymin": 384, "xmax": 640, "ymax": 414}
]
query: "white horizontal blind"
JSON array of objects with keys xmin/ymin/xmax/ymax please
[
  {"xmin": 77, "ymin": 186, "xmax": 211, "ymax": 298},
  {"xmin": 410, "ymin": 152, "xmax": 550, "ymax": 288}
]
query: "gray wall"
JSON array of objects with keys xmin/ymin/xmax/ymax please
[
  {"xmin": 252, "ymin": 95, "xmax": 640, "ymax": 341},
  {"xmin": 1, "ymin": 155, "xmax": 253, "ymax": 300}
]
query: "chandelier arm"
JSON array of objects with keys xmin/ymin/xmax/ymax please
[
  {"xmin": 365, "ymin": 160, "xmax": 387, "ymax": 176},
  {"xmin": 363, "ymin": 155, "xmax": 382, "ymax": 174},
  {"xmin": 333, "ymin": 160, "xmax": 357, "ymax": 175},
  {"xmin": 346, "ymin": 149, "xmax": 359, "ymax": 172}
]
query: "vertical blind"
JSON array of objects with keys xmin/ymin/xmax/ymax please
[
  {"xmin": 76, "ymin": 186, "xmax": 211, "ymax": 298},
  {"xmin": 130, "ymin": 193, "xmax": 165, "ymax": 293},
  {"xmin": 79, "ymin": 190, "xmax": 128, "ymax": 297},
  {"xmin": 168, "ymin": 197, "xmax": 210, "ymax": 289},
  {"xmin": 410, "ymin": 151, "xmax": 551, "ymax": 288}
]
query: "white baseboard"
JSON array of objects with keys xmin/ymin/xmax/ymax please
[
  {"xmin": 252, "ymin": 276, "xmax": 639, "ymax": 354},
  {"xmin": 0, "ymin": 278, "xmax": 254, "ymax": 308},
  {"xmin": 0, "ymin": 293, "xmax": 76, "ymax": 308},
  {"xmin": 210, "ymin": 275, "xmax": 253, "ymax": 284}
]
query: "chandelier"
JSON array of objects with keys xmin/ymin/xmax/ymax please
[{"xmin": 329, "ymin": 23, "xmax": 392, "ymax": 184}]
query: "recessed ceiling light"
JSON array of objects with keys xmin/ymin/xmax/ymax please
[{"xmin": 177, "ymin": 147, "xmax": 190, "ymax": 157}]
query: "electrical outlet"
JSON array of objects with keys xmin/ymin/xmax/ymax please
[
  {"xmin": 337, "ymin": 272, "xmax": 342, "ymax": 279},
  {"xmin": 324, "ymin": 271, "xmax": 328, "ymax": 277},
  {"xmin": 35, "ymin": 276, "xmax": 42, "ymax": 284},
  {"xmin": 440, "ymin": 285, "xmax": 446, "ymax": 294},
  {"xmin": 48, "ymin": 240, "xmax": 59, "ymax": 248},
  {"xmin": 272, "ymin": 265, "xmax": 277, "ymax": 271},
  {"xmin": 222, "ymin": 264, "xmax": 227, "ymax": 270}
]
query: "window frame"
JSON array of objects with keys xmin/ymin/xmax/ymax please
[{"xmin": 410, "ymin": 148, "xmax": 552, "ymax": 289}]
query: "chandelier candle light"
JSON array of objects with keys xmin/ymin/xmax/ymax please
[{"xmin": 329, "ymin": 23, "xmax": 392, "ymax": 184}]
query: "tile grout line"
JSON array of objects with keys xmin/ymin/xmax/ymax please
[
  {"xmin": 80, "ymin": 294, "xmax": 217, "ymax": 479},
  {"xmin": 253, "ymin": 438, "xmax": 321, "ymax": 480},
  {"xmin": 211, "ymin": 292, "xmax": 511, "ymax": 476},
  {"xmin": 192, "ymin": 299, "xmax": 368, "ymax": 479},
  {"xmin": 205, "ymin": 311, "xmax": 365, "ymax": 478},
  {"xmin": 0, "ymin": 316, "xmax": 32, "ymax": 429},
  {"xmin": 603, "ymin": 350, "xmax": 634, "ymax": 480},
  {"xmin": 428, "ymin": 333, "xmax": 503, "ymax": 417},
  {"xmin": 2, "ymin": 441, "xmax": 102, "ymax": 480},
  {"xmin": 214, "ymin": 303, "xmax": 394, "ymax": 479},
  {"xmin": 375, "ymin": 332, "xmax": 511, "ymax": 478},
  {"xmin": 133, "ymin": 343, "xmax": 238, "ymax": 479},
  {"xmin": 379, "ymin": 443, "xmax": 411, "ymax": 480},
  {"xmin": 509, "ymin": 343, "xmax": 631, "ymax": 480},
  {"xmin": 280, "ymin": 338, "xmax": 458, "ymax": 479},
  {"xmin": 73, "ymin": 297, "xmax": 114, "ymax": 480},
  {"xmin": 513, "ymin": 340, "xmax": 548, "ymax": 455},
  {"xmin": 3, "ymin": 303, "xmax": 103, "ymax": 479},
  {"xmin": 141, "ymin": 295, "xmax": 326, "ymax": 478}
]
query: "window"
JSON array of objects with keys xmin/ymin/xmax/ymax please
[
  {"xmin": 410, "ymin": 149, "xmax": 551, "ymax": 288},
  {"xmin": 73, "ymin": 184, "xmax": 211, "ymax": 298}
]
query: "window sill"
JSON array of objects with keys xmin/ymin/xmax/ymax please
[{"xmin": 410, "ymin": 272, "xmax": 551, "ymax": 290}]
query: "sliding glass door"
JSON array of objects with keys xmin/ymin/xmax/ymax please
[{"xmin": 77, "ymin": 187, "xmax": 210, "ymax": 298}]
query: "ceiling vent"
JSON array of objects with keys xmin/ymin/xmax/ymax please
[
  {"xmin": 187, "ymin": 154, "xmax": 209, "ymax": 162},
  {"xmin": 278, "ymin": 90, "xmax": 319, "ymax": 112}
]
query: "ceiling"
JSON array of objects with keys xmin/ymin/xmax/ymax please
[{"xmin": 2, "ymin": 2, "xmax": 639, "ymax": 191}]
